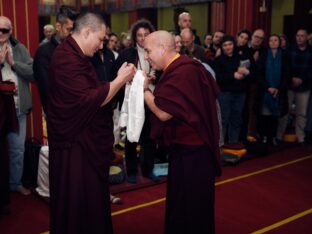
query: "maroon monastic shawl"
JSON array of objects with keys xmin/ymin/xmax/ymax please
[
  {"xmin": 151, "ymin": 55, "xmax": 221, "ymax": 175},
  {"xmin": 0, "ymin": 91, "xmax": 18, "ymax": 211},
  {"xmin": 47, "ymin": 35, "xmax": 110, "ymax": 146}
]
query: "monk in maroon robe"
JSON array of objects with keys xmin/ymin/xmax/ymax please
[
  {"xmin": 143, "ymin": 31, "xmax": 221, "ymax": 234},
  {"xmin": 0, "ymin": 80, "xmax": 18, "ymax": 216},
  {"xmin": 46, "ymin": 13, "xmax": 135, "ymax": 234}
]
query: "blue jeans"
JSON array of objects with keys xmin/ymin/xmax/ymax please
[
  {"xmin": 8, "ymin": 112, "xmax": 27, "ymax": 191},
  {"xmin": 218, "ymin": 92, "xmax": 246, "ymax": 144}
]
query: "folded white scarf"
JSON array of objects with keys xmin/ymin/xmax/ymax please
[{"xmin": 119, "ymin": 70, "xmax": 145, "ymax": 142}]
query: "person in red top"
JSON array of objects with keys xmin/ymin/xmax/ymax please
[
  {"xmin": 47, "ymin": 13, "xmax": 135, "ymax": 234},
  {"xmin": 143, "ymin": 30, "xmax": 221, "ymax": 234}
]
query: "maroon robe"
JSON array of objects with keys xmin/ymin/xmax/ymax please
[
  {"xmin": 150, "ymin": 55, "xmax": 221, "ymax": 234},
  {"xmin": 0, "ymin": 81, "xmax": 18, "ymax": 214},
  {"xmin": 47, "ymin": 36, "xmax": 114, "ymax": 234}
]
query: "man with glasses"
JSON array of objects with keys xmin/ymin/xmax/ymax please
[
  {"xmin": 33, "ymin": 5, "xmax": 79, "ymax": 112},
  {"xmin": 0, "ymin": 16, "xmax": 34, "ymax": 196},
  {"xmin": 245, "ymin": 28, "xmax": 266, "ymax": 142}
]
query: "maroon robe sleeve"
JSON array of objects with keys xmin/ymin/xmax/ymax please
[
  {"xmin": 151, "ymin": 56, "xmax": 221, "ymax": 175},
  {"xmin": 47, "ymin": 36, "xmax": 110, "ymax": 145}
]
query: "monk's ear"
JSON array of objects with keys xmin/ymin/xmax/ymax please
[
  {"xmin": 160, "ymin": 44, "xmax": 166, "ymax": 55},
  {"xmin": 82, "ymin": 28, "xmax": 90, "ymax": 39}
]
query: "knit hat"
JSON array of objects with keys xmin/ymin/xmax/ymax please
[{"xmin": 220, "ymin": 35, "xmax": 236, "ymax": 46}]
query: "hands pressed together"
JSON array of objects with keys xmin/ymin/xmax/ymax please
[{"xmin": 0, "ymin": 43, "xmax": 14, "ymax": 66}]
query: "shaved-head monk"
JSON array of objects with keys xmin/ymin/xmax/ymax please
[
  {"xmin": 47, "ymin": 12, "xmax": 135, "ymax": 234},
  {"xmin": 143, "ymin": 30, "xmax": 221, "ymax": 234}
]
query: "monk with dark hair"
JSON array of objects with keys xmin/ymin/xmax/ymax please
[
  {"xmin": 143, "ymin": 30, "xmax": 221, "ymax": 234},
  {"xmin": 47, "ymin": 12, "xmax": 135, "ymax": 234}
]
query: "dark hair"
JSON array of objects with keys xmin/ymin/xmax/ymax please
[
  {"xmin": 130, "ymin": 19, "xmax": 155, "ymax": 46},
  {"xmin": 204, "ymin": 33, "xmax": 212, "ymax": 39},
  {"xmin": 237, "ymin": 29, "xmax": 251, "ymax": 40},
  {"xmin": 57, "ymin": 5, "xmax": 79, "ymax": 23},
  {"xmin": 108, "ymin": 32, "xmax": 118, "ymax": 38},
  {"xmin": 296, "ymin": 28, "xmax": 308, "ymax": 34},
  {"xmin": 269, "ymin": 33, "xmax": 281, "ymax": 47},
  {"xmin": 213, "ymin": 30, "xmax": 225, "ymax": 37},
  {"xmin": 73, "ymin": 12, "xmax": 105, "ymax": 33},
  {"xmin": 220, "ymin": 35, "xmax": 235, "ymax": 45}
]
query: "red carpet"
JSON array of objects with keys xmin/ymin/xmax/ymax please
[{"xmin": 1, "ymin": 144, "xmax": 311, "ymax": 234}]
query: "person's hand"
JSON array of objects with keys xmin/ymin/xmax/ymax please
[
  {"xmin": 215, "ymin": 48, "xmax": 221, "ymax": 57},
  {"xmin": 234, "ymin": 72, "xmax": 244, "ymax": 80},
  {"xmin": 5, "ymin": 45, "xmax": 14, "ymax": 67},
  {"xmin": 292, "ymin": 77, "xmax": 302, "ymax": 87},
  {"xmin": 268, "ymin": 87, "xmax": 278, "ymax": 98},
  {"xmin": 0, "ymin": 43, "xmax": 8, "ymax": 64},
  {"xmin": 237, "ymin": 66, "xmax": 249, "ymax": 76},
  {"xmin": 142, "ymin": 71, "xmax": 153, "ymax": 89},
  {"xmin": 253, "ymin": 51, "xmax": 259, "ymax": 61},
  {"xmin": 117, "ymin": 62, "xmax": 136, "ymax": 83}
]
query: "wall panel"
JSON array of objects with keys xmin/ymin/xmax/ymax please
[{"xmin": 226, "ymin": 0, "xmax": 271, "ymax": 36}]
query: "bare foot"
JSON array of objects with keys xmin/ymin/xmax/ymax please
[{"xmin": 18, "ymin": 186, "xmax": 31, "ymax": 196}]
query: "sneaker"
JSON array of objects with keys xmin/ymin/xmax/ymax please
[
  {"xmin": 110, "ymin": 194, "xmax": 123, "ymax": 205},
  {"xmin": 127, "ymin": 175, "xmax": 137, "ymax": 184},
  {"xmin": 144, "ymin": 172, "xmax": 160, "ymax": 183}
]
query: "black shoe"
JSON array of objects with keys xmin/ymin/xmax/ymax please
[{"xmin": 298, "ymin": 141, "xmax": 307, "ymax": 147}]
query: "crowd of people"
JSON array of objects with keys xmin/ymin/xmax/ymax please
[{"xmin": 1, "ymin": 6, "xmax": 312, "ymax": 234}]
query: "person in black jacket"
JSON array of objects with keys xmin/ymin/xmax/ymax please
[
  {"xmin": 116, "ymin": 19, "xmax": 161, "ymax": 184},
  {"xmin": 213, "ymin": 35, "xmax": 254, "ymax": 144},
  {"xmin": 33, "ymin": 5, "xmax": 78, "ymax": 113}
]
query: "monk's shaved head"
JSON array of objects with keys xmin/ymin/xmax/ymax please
[
  {"xmin": 146, "ymin": 30, "xmax": 176, "ymax": 52},
  {"xmin": 0, "ymin": 16, "xmax": 12, "ymax": 29},
  {"xmin": 71, "ymin": 12, "xmax": 107, "ymax": 57},
  {"xmin": 73, "ymin": 12, "xmax": 105, "ymax": 33},
  {"xmin": 144, "ymin": 30, "xmax": 178, "ymax": 70},
  {"xmin": 0, "ymin": 16, "xmax": 13, "ymax": 44}
]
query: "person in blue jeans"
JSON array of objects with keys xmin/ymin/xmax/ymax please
[
  {"xmin": 0, "ymin": 16, "xmax": 34, "ymax": 195},
  {"xmin": 213, "ymin": 35, "xmax": 254, "ymax": 144}
]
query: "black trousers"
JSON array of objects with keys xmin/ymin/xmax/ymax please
[
  {"xmin": 258, "ymin": 115, "xmax": 278, "ymax": 142},
  {"xmin": 125, "ymin": 119, "xmax": 157, "ymax": 177}
]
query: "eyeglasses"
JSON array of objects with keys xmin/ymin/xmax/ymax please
[
  {"xmin": 0, "ymin": 28, "xmax": 10, "ymax": 34},
  {"xmin": 254, "ymin": 35, "xmax": 264, "ymax": 40}
]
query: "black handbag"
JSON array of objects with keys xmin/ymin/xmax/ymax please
[{"xmin": 22, "ymin": 138, "xmax": 42, "ymax": 188}]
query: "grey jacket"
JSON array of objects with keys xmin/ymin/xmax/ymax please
[{"xmin": 10, "ymin": 37, "xmax": 34, "ymax": 114}]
